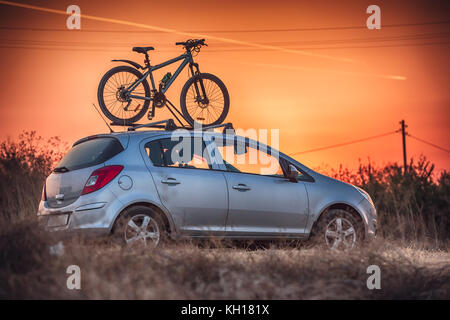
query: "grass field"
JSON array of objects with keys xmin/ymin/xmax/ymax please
[{"xmin": 0, "ymin": 221, "xmax": 449, "ymax": 299}]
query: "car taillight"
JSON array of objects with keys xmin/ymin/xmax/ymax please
[
  {"xmin": 41, "ymin": 182, "xmax": 47, "ymax": 201},
  {"xmin": 81, "ymin": 165, "xmax": 123, "ymax": 195}
]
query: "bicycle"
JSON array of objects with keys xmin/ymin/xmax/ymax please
[{"xmin": 97, "ymin": 39, "xmax": 230, "ymax": 126}]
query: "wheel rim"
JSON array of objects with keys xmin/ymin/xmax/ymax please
[
  {"xmin": 324, "ymin": 217, "xmax": 356, "ymax": 250},
  {"xmin": 124, "ymin": 214, "xmax": 160, "ymax": 247},
  {"xmin": 102, "ymin": 71, "xmax": 147, "ymax": 121},
  {"xmin": 185, "ymin": 78, "xmax": 225, "ymax": 125}
]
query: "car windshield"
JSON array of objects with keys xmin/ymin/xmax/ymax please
[{"xmin": 55, "ymin": 137, "xmax": 123, "ymax": 171}]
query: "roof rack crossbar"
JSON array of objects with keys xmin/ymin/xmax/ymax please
[
  {"xmin": 201, "ymin": 122, "xmax": 235, "ymax": 134},
  {"xmin": 111, "ymin": 118, "xmax": 235, "ymax": 134},
  {"xmin": 127, "ymin": 119, "xmax": 178, "ymax": 131}
]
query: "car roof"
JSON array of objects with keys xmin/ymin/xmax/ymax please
[
  {"xmin": 73, "ymin": 129, "xmax": 220, "ymax": 146},
  {"xmin": 73, "ymin": 128, "xmax": 317, "ymax": 177}
]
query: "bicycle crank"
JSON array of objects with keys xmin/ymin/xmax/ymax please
[{"xmin": 153, "ymin": 92, "xmax": 167, "ymax": 108}]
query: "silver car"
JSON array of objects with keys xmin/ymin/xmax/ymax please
[{"xmin": 37, "ymin": 124, "xmax": 377, "ymax": 250}]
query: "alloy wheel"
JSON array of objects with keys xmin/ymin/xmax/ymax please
[
  {"xmin": 324, "ymin": 217, "xmax": 357, "ymax": 250},
  {"xmin": 124, "ymin": 214, "xmax": 160, "ymax": 247}
]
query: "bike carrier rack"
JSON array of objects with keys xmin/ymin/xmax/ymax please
[
  {"xmin": 109, "ymin": 97, "xmax": 234, "ymax": 133},
  {"xmin": 111, "ymin": 118, "xmax": 235, "ymax": 134},
  {"xmin": 110, "ymin": 97, "xmax": 191, "ymax": 127}
]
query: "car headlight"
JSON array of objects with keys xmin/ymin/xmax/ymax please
[{"xmin": 355, "ymin": 186, "xmax": 374, "ymax": 206}]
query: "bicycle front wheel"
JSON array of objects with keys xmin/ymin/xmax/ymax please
[
  {"xmin": 180, "ymin": 73, "xmax": 229, "ymax": 127},
  {"xmin": 97, "ymin": 65, "xmax": 150, "ymax": 125}
]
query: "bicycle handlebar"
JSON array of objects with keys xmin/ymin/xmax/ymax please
[{"xmin": 175, "ymin": 39, "xmax": 207, "ymax": 49}]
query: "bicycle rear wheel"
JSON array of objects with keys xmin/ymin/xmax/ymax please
[
  {"xmin": 180, "ymin": 73, "xmax": 229, "ymax": 127},
  {"xmin": 97, "ymin": 65, "xmax": 150, "ymax": 124}
]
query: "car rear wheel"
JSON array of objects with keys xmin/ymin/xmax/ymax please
[
  {"xmin": 310, "ymin": 209, "xmax": 363, "ymax": 250},
  {"xmin": 113, "ymin": 206, "xmax": 166, "ymax": 247}
]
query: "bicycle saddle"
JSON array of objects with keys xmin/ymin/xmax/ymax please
[{"xmin": 132, "ymin": 46, "xmax": 155, "ymax": 54}]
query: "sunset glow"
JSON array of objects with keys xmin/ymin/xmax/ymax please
[{"xmin": 0, "ymin": 0, "xmax": 448, "ymax": 173}]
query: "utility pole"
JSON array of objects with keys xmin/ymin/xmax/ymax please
[{"xmin": 400, "ymin": 120, "xmax": 407, "ymax": 174}]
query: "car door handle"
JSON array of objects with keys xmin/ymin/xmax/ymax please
[
  {"xmin": 161, "ymin": 178, "xmax": 180, "ymax": 185},
  {"xmin": 232, "ymin": 184, "xmax": 251, "ymax": 191}
]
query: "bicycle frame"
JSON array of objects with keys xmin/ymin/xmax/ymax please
[{"xmin": 127, "ymin": 51, "xmax": 199, "ymax": 101}]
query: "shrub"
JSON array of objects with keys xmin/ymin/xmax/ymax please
[
  {"xmin": 0, "ymin": 131, "xmax": 67, "ymax": 222},
  {"xmin": 325, "ymin": 157, "xmax": 450, "ymax": 244}
]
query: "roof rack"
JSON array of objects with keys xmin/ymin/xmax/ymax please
[
  {"xmin": 111, "ymin": 119, "xmax": 235, "ymax": 134},
  {"xmin": 126, "ymin": 119, "xmax": 178, "ymax": 131},
  {"xmin": 202, "ymin": 122, "xmax": 235, "ymax": 134}
]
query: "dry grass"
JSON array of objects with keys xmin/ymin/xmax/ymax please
[{"xmin": 0, "ymin": 220, "xmax": 449, "ymax": 300}]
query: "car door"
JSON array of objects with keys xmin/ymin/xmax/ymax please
[
  {"xmin": 213, "ymin": 136, "xmax": 309, "ymax": 237},
  {"xmin": 142, "ymin": 133, "xmax": 228, "ymax": 236}
]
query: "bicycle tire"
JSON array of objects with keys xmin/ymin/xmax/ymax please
[
  {"xmin": 97, "ymin": 65, "xmax": 150, "ymax": 125},
  {"xmin": 180, "ymin": 73, "xmax": 229, "ymax": 127}
]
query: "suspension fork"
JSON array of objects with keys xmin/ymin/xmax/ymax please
[{"xmin": 189, "ymin": 63, "xmax": 208, "ymax": 101}]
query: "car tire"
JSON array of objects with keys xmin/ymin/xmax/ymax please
[
  {"xmin": 310, "ymin": 209, "xmax": 363, "ymax": 250},
  {"xmin": 112, "ymin": 206, "xmax": 166, "ymax": 247}
]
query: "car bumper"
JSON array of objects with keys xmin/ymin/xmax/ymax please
[
  {"xmin": 37, "ymin": 187, "xmax": 122, "ymax": 236},
  {"xmin": 357, "ymin": 198, "xmax": 377, "ymax": 240}
]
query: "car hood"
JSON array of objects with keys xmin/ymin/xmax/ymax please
[{"xmin": 309, "ymin": 171, "xmax": 365, "ymax": 201}]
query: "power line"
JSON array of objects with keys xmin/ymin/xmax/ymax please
[
  {"xmin": 2, "ymin": 31, "xmax": 449, "ymax": 48},
  {"xmin": 292, "ymin": 40, "xmax": 450, "ymax": 50},
  {"xmin": 0, "ymin": 45, "xmax": 407, "ymax": 80},
  {"xmin": 206, "ymin": 41, "xmax": 450, "ymax": 52},
  {"xmin": 407, "ymin": 134, "xmax": 450, "ymax": 153},
  {"xmin": 0, "ymin": 0, "xmax": 354, "ymax": 63},
  {"xmin": 0, "ymin": 45, "xmax": 123, "ymax": 52},
  {"xmin": 289, "ymin": 125, "xmax": 449, "ymax": 160},
  {"xmin": 225, "ymin": 32, "xmax": 450, "ymax": 46},
  {"xmin": 1, "ymin": 40, "xmax": 449, "ymax": 54},
  {"xmin": 1, "ymin": 21, "xmax": 449, "ymax": 33},
  {"xmin": 0, "ymin": 38, "xmax": 145, "ymax": 47},
  {"xmin": 290, "ymin": 131, "xmax": 398, "ymax": 156}
]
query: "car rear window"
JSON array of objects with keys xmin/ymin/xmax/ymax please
[{"xmin": 55, "ymin": 137, "xmax": 124, "ymax": 171}]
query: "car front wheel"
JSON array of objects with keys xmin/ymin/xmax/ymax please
[{"xmin": 311, "ymin": 209, "xmax": 363, "ymax": 250}]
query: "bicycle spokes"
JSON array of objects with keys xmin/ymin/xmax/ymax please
[
  {"xmin": 102, "ymin": 71, "xmax": 146, "ymax": 120},
  {"xmin": 185, "ymin": 78, "xmax": 225, "ymax": 125}
]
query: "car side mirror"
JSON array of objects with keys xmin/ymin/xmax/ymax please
[{"xmin": 287, "ymin": 164, "xmax": 298, "ymax": 182}]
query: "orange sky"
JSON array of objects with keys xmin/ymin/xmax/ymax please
[{"xmin": 0, "ymin": 0, "xmax": 449, "ymax": 173}]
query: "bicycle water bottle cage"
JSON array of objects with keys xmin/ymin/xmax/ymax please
[{"xmin": 161, "ymin": 72, "xmax": 172, "ymax": 86}]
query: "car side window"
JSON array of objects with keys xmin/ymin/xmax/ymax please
[
  {"xmin": 215, "ymin": 138, "xmax": 284, "ymax": 177},
  {"xmin": 281, "ymin": 158, "xmax": 313, "ymax": 182},
  {"xmin": 145, "ymin": 140, "xmax": 164, "ymax": 166},
  {"xmin": 145, "ymin": 137, "xmax": 212, "ymax": 170}
]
